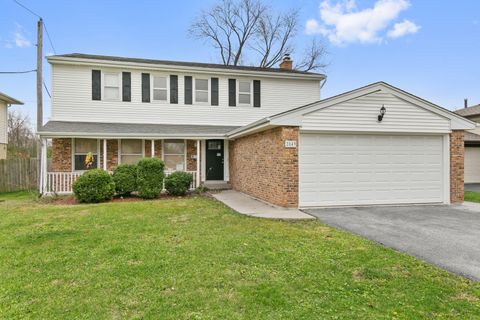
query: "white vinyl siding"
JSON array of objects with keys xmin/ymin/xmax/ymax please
[
  {"xmin": 299, "ymin": 133, "xmax": 445, "ymax": 207},
  {"xmin": 0, "ymin": 102, "xmax": 7, "ymax": 144},
  {"xmin": 465, "ymin": 147, "xmax": 480, "ymax": 183},
  {"xmin": 301, "ymin": 92, "xmax": 450, "ymax": 134},
  {"xmin": 50, "ymin": 64, "xmax": 321, "ymax": 126}
]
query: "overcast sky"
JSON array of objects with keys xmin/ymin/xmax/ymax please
[{"xmin": 1, "ymin": 0, "xmax": 479, "ymax": 127}]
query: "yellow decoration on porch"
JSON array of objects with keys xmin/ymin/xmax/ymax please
[{"xmin": 85, "ymin": 152, "xmax": 95, "ymax": 169}]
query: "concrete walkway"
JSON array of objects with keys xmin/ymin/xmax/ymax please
[{"xmin": 212, "ymin": 190, "xmax": 314, "ymax": 220}]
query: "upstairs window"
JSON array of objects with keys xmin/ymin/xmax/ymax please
[
  {"xmin": 103, "ymin": 73, "xmax": 120, "ymax": 100},
  {"xmin": 195, "ymin": 78, "xmax": 209, "ymax": 103},
  {"xmin": 238, "ymin": 81, "xmax": 251, "ymax": 105},
  {"xmin": 153, "ymin": 75, "xmax": 168, "ymax": 101},
  {"xmin": 120, "ymin": 139, "xmax": 143, "ymax": 165},
  {"xmin": 74, "ymin": 138, "xmax": 98, "ymax": 171}
]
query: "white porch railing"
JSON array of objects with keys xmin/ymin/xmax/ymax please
[{"xmin": 44, "ymin": 170, "xmax": 197, "ymax": 195}]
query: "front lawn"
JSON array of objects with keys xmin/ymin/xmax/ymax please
[
  {"xmin": 0, "ymin": 195, "xmax": 479, "ymax": 319},
  {"xmin": 465, "ymin": 191, "xmax": 480, "ymax": 203}
]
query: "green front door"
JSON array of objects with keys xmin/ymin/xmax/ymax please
[{"xmin": 205, "ymin": 140, "xmax": 224, "ymax": 180}]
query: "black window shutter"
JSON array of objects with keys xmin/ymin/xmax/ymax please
[
  {"xmin": 211, "ymin": 77, "xmax": 219, "ymax": 106},
  {"xmin": 253, "ymin": 80, "xmax": 261, "ymax": 108},
  {"xmin": 170, "ymin": 75, "xmax": 178, "ymax": 104},
  {"xmin": 228, "ymin": 79, "xmax": 236, "ymax": 107},
  {"xmin": 92, "ymin": 70, "xmax": 101, "ymax": 100},
  {"xmin": 142, "ymin": 73, "xmax": 150, "ymax": 103},
  {"xmin": 184, "ymin": 76, "xmax": 192, "ymax": 105},
  {"xmin": 122, "ymin": 72, "xmax": 131, "ymax": 102}
]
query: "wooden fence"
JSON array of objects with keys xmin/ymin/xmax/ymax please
[{"xmin": 0, "ymin": 158, "xmax": 38, "ymax": 192}]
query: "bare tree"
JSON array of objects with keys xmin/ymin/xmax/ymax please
[
  {"xmin": 7, "ymin": 111, "xmax": 37, "ymax": 158},
  {"xmin": 189, "ymin": 0, "xmax": 327, "ymax": 72},
  {"xmin": 294, "ymin": 39, "xmax": 328, "ymax": 72}
]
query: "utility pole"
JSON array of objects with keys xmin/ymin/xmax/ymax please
[{"xmin": 36, "ymin": 18, "xmax": 43, "ymax": 189}]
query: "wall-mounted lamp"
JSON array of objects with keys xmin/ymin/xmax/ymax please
[{"xmin": 378, "ymin": 105, "xmax": 386, "ymax": 122}]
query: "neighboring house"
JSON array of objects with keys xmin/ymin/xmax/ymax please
[
  {"xmin": 38, "ymin": 53, "xmax": 475, "ymax": 207},
  {"xmin": 454, "ymin": 104, "xmax": 480, "ymax": 183},
  {"xmin": 0, "ymin": 92, "xmax": 23, "ymax": 159}
]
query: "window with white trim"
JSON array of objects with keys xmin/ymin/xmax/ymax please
[
  {"xmin": 153, "ymin": 75, "xmax": 168, "ymax": 101},
  {"xmin": 120, "ymin": 139, "xmax": 143, "ymax": 165},
  {"xmin": 103, "ymin": 73, "xmax": 120, "ymax": 100},
  {"xmin": 194, "ymin": 78, "xmax": 209, "ymax": 103},
  {"xmin": 238, "ymin": 80, "xmax": 252, "ymax": 105},
  {"xmin": 164, "ymin": 139, "xmax": 185, "ymax": 171},
  {"xmin": 74, "ymin": 138, "xmax": 98, "ymax": 171}
]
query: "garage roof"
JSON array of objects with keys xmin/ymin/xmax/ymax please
[{"xmin": 228, "ymin": 82, "xmax": 477, "ymax": 138}]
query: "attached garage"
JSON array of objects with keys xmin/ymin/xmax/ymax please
[
  {"xmin": 299, "ymin": 133, "xmax": 446, "ymax": 206},
  {"xmin": 228, "ymin": 82, "xmax": 475, "ymax": 208}
]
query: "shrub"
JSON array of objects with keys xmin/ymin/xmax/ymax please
[
  {"xmin": 136, "ymin": 158, "xmax": 165, "ymax": 199},
  {"xmin": 112, "ymin": 164, "xmax": 137, "ymax": 196},
  {"xmin": 72, "ymin": 169, "xmax": 115, "ymax": 203},
  {"xmin": 164, "ymin": 171, "xmax": 193, "ymax": 196}
]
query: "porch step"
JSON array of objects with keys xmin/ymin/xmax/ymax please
[{"xmin": 204, "ymin": 181, "xmax": 232, "ymax": 191}]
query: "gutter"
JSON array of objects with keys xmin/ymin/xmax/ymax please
[{"xmin": 47, "ymin": 57, "xmax": 326, "ymax": 81}]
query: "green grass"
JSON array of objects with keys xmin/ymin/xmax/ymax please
[
  {"xmin": 0, "ymin": 190, "xmax": 37, "ymax": 202},
  {"xmin": 465, "ymin": 191, "xmax": 480, "ymax": 203},
  {"xmin": 0, "ymin": 196, "xmax": 479, "ymax": 319}
]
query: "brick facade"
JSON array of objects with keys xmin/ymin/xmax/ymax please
[
  {"xmin": 52, "ymin": 138, "xmax": 72, "ymax": 171},
  {"xmin": 450, "ymin": 130, "xmax": 465, "ymax": 203},
  {"xmin": 229, "ymin": 126, "xmax": 299, "ymax": 207},
  {"xmin": 186, "ymin": 140, "xmax": 198, "ymax": 171}
]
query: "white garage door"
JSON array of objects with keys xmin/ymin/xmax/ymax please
[
  {"xmin": 465, "ymin": 147, "xmax": 480, "ymax": 183},
  {"xmin": 299, "ymin": 134, "xmax": 445, "ymax": 207}
]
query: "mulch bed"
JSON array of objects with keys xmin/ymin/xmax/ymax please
[{"xmin": 49, "ymin": 193, "xmax": 193, "ymax": 205}]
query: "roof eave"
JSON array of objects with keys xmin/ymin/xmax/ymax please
[
  {"xmin": 47, "ymin": 56, "xmax": 326, "ymax": 80},
  {"xmin": 0, "ymin": 92, "xmax": 23, "ymax": 105}
]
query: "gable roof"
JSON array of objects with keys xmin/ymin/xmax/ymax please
[
  {"xmin": 47, "ymin": 53, "xmax": 326, "ymax": 80},
  {"xmin": 227, "ymin": 81, "xmax": 476, "ymax": 138},
  {"xmin": 0, "ymin": 92, "xmax": 23, "ymax": 105},
  {"xmin": 454, "ymin": 104, "xmax": 480, "ymax": 117}
]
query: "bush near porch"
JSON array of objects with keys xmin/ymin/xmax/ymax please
[{"xmin": 0, "ymin": 195, "xmax": 479, "ymax": 319}]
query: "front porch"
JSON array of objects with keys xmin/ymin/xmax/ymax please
[{"xmin": 39, "ymin": 137, "xmax": 230, "ymax": 195}]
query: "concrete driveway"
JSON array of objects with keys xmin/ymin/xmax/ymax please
[{"xmin": 304, "ymin": 205, "xmax": 480, "ymax": 281}]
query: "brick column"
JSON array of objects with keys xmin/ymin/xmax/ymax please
[
  {"xmin": 51, "ymin": 138, "xmax": 72, "ymax": 171},
  {"xmin": 450, "ymin": 130, "xmax": 464, "ymax": 203}
]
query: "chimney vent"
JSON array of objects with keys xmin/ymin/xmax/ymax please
[
  {"xmin": 465, "ymin": 98, "xmax": 468, "ymax": 108},
  {"xmin": 279, "ymin": 54, "xmax": 292, "ymax": 70}
]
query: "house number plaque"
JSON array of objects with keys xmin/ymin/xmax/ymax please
[{"xmin": 284, "ymin": 140, "xmax": 297, "ymax": 148}]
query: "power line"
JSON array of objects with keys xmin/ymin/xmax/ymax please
[
  {"xmin": 42, "ymin": 22, "xmax": 56, "ymax": 54},
  {"xmin": 12, "ymin": 0, "xmax": 57, "ymax": 54},
  {"xmin": 12, "ymin": 0, "xmax": 41, "ymax": 18},
  {"xmin": 0, "ymin": 69, "xmax": 37, "ymax": 74},
  {"xmin": 42, "ymin": 80, "xmax": 51, "ymax": 98}
]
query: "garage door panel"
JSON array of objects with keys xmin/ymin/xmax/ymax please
[{"xmin": 299, "ymin": 133, "xmax": 445, "ymax": 206}]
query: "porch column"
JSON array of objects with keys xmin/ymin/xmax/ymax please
[
  {"xmin": 196, "ymin": 140, "xmax": 200, "ymax": 187},
  {"xmin": 40, "ymin": 137, "xmax": 47, "ymax": 194},
  {"xmin": 103, "ymin": 139, "xmax": 107, "ymax": 170},
  {"xmin": 151, "ymin": 140, "xmax": 155, "ymax": 158}
]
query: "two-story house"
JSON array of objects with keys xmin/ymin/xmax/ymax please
[{"xmin": 38, "ymin": 53, "xmax": 474, "ymax": 207}]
